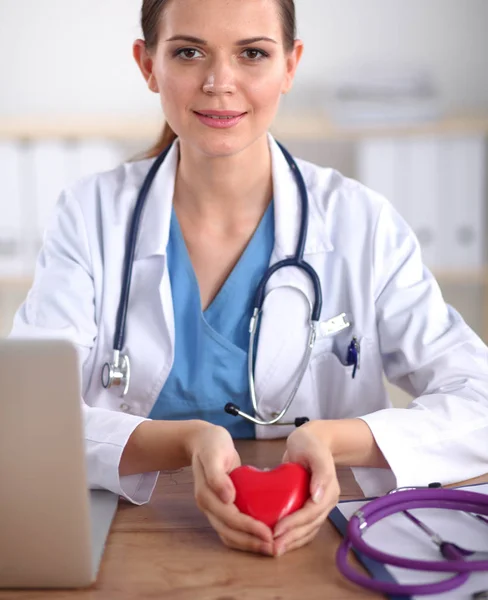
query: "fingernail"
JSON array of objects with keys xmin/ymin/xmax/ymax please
[
  {"xmin": 273, "ymin": 527, "xmax": 286, "ymax": 538},
  {"xmin": 261, "ymin": 544, "xmax": 273, "ymax": 556},
  {"xmin": 275, "ymin": 545, "xmax": 286, "ymax": 557},
  {"xmin": 312, "ymin": 485, "xmax": 325, "ymax": 504}
]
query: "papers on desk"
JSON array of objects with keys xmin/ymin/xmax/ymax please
[{"xmin": 329, "ymin": 483, "xmax": 488, "ymax": 600}]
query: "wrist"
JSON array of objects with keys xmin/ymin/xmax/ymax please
[
  {"xmin": 120, "ymin": 419, "xmax": 216, "ymax": 477},
  {"xmin": 300, "ymin": 419, "xmax": 335, "ymax": 450},
  {"xmin": 182, "ymin": 420, "xmax": 216, "ymax": 463},
  {"xmin": 302, "ymin": 418, "xmax": 388, "ymax": 468}
]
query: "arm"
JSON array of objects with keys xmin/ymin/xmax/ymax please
[
  {"xmin": 9, "ymin": 187, "xmax": 158, "ymax": 504},
  {"xmin": 300, "ymin": 419, "xmax": 390, "ymax": 469},
  {"xmin": 351, "ymin": 200, "xmax": 488, "ymax": 496},
  {"xmin": 119, "ymin": 419, "xmax": 213, "ymax": 476}
]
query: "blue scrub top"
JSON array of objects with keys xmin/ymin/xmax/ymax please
[{"xmin": 149, "ymin": 202, "xmax": 275, "ymax": 439}]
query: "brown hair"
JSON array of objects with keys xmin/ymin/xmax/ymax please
[{"xmin": 140, "ymin": 0, "xmax": 297, "ymax": 158}]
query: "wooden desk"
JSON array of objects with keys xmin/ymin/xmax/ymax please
[{"xmin": 2, "ymin": 440, "xmax": 487, "ymax": 600}]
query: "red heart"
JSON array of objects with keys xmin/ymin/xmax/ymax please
[{"xmin": 229, "ymin": 463, "xmax": 311, "ymax": 529}]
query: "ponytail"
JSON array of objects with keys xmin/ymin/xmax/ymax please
[{"xmin": 142, "ymin": 121, "xmax": 178, "ymax": 159}]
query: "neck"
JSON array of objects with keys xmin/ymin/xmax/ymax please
[{"xmin": 174, "ymin": 135, "xmax": 273, "ymax": 227}]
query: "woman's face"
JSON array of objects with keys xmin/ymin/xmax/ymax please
[{"xmin": 134, "ymin": 0, "xmax": 303, "ymax": 157}]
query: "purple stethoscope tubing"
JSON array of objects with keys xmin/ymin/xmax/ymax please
[{"xmin": 336, "ymin": 488, "xmax": 488, "ymax": 596}]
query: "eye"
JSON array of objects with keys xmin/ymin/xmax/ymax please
[
  {"xmin": 242, "ymin": 48, "xmax": 269, "ymax": 61},
  {"xmin": 174, "ymin": 47, "xmax": 204, "ymax": 60}
]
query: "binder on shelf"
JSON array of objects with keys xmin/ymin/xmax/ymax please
[
  {"xmin": 68, "ymin": 139, "xmax": 125, "ymax": 183},
  {"xmin": 0, "ymin": 142, "xmax": 24, "ymax": 277},
  {"xmin": 357, "ymin": 137, "xmax": 445, "ymax": 271},
  {"xmin": 24, "ymin": 140, "xmax": 73, "ymax": 261},
  {"xmin": 24, "ymin": 139, "xmax": 125, "ymax": 271},
  {"xmin": 394, "ymin": 137, "xmax": 442, "ymax": 270},
  {"xmin": 438, "ymin": 135, "xmax": 486, "ymax": 270},
  {"xmin": 357, "ymin": 138, "xmax": 399, "ymax": 208}
]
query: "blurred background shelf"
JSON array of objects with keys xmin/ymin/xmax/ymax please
[{"xmin": 1, "ymin": 113, "xmax": 488, "ymax": 141}]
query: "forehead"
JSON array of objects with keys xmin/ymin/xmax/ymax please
[{"xmin": 161, "ymin": 0, "xmax": 283, "ymax": 40}]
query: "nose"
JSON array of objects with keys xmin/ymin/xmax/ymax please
[{"xmin": 202, "ymin": 57, "xmax": 237, "ymax": 96}]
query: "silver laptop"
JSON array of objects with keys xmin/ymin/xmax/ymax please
[{"xmin": 0, "ymin": 338, "xmax": 119, "ymax": 588}]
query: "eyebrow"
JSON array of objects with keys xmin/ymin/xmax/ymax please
[{"xmin": 165, "ymin": 35, "xmax": 278, "ymax": 45}]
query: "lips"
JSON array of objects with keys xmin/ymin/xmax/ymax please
[
  {"xmin": 194, "ymin": 110, "xmax": 246, "ymax": 118},
  {"xmin": 193, "ymin": 110, "xmax": 247, "ymax": 129}
]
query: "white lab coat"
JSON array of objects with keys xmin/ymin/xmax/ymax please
[{"xmin": 9, "ymin": 134, "xmax": 488, "ymax": 504}]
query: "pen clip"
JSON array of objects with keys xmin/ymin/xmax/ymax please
[{"xmin": 346, "ymin": 336, "xmax": 360, "ymax": 379}]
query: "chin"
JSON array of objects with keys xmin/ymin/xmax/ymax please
[
  {"xmin": 195, "ymin": 128, "xmax": 268, "ymax": 158},
  {"xmin": 194, "ymin": 134, "xmax": 250, "ymax": 158}
]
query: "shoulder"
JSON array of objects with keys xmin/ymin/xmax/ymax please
[
  {"xmin": 295, "ymin": 156, "xmax": 386, "ymax": 219},
  {"xmin": 294, "ymin": 156, "xmax": 413, "ymax": 251},
  {"xmin": 40, "ymin": 157, "xmax": 157, "ymax": 257},
  {"xmin": 67, "ymin": 157, "xmax": 155, "ymax": 211}
]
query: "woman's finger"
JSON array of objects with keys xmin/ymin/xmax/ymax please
[
  {"xmin": 306, "ymin": 451, "xmax": 338, "ymax": 505},
  {"xmin": 273, "ymin": 508, "xmax": 329, "ymax": 554},
  {"xmin": 275, "ymin": 524, "xmax": 322, "ymax": 557},
  {"xmin": 273, "ymin": 499, "xmax": 322, "ymax": 538},
  {"xmin": 285, "ymin": 425, "xmax": 338, "ymax": 503},
  {"xmin": 195, "ymin": 454, "xmax": 236, "ymax": 504},
  {"xmin": 195, "ymin": 482, "xmax": 273, "ymax": 543},
  {"xmin": 273, "ymin": 479, "xmax": 339, "ymax": 538},
  {"xmin": 206, "ymin": 512, "xmax": 274, "ymax": 556}
]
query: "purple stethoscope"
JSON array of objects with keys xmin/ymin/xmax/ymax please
[{"xmin": 336, "ymin": 484, "xmax": 488, "ymax": 598}]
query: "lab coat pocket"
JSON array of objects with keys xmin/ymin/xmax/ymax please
[{"xmin": 310, "ymin": 334, "xmax": 371, "ymax": 419}]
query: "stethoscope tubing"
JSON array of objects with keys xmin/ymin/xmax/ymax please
[
  {"xmin": 225, "ymin": 140, "xmax": 322, "ymax": 426},
  {"xmin": 252, "ymin": 256, "xmax": 322, "ymax": 320},
  {"xmin": 266, "ymin": 141, "xmax": 322, "ymax": 320},
  {"xmin": 106, "ymin": 139, "xmax": 322, "ymax": 427},
  {"xmin": 336, "ymin": 488, "xmax": 488, "ymax": 595},
  {"xmin": 114, "ymin": 146, "xmax": 171, "ymax": 352},
  {"xmin": 336, "ymin": 540, "xmax": 469, "ymax": 596}
]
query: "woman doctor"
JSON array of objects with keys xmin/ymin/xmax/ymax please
[{"xmin": 10, "ymin": 0, "xmax": 488, "ymax": 559}]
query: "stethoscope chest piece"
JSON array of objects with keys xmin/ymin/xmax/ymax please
[{"xmin": 102, "ymin": 351, "xmax": 131, "ymax": 397}]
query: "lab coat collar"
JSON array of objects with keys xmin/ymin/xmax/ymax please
[
  {"xmin": 268, "ymin": 133, "xmax": 333, "ymax": 257},
  {"xmin": 134, "ymin": 139, "xmax": 179, "ymax": 260},
  {"xmin": 135, "ymin": 133, "xmax": 333, "ymax": 260}
]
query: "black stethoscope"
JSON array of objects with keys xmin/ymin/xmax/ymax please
[{"xmin": 101, "ymin": 139, "xmax": 358, "ymax": 426}]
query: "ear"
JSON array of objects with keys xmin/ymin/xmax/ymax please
[
  {"xmin": 133, "ymin": 39, "xmax": 159, "ymax": 93},
  {"xmin": 281, "ymin": 40, "xmax": 304, "ymax": 95}
]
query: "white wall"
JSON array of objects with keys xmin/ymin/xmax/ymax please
[{"xmin": 0, "ymin": 0, "xmax": 487, "ymax": 118}]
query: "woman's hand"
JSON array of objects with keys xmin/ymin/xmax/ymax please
[
  {"xmin": 190, "ymin": 424, "xmax": 274, "ymax": 556},
  {"xmin": 272, "ymin": 421, "xmax": 340, "ymax": 557}
]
